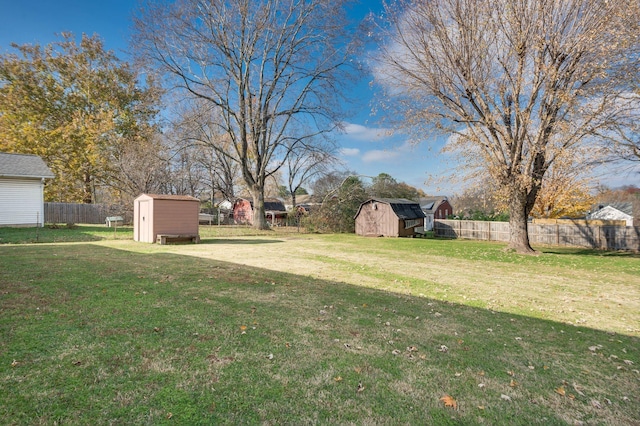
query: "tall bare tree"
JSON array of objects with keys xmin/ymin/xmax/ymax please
[
  {"xmin": 375, "ymin": 0, "xmax": 640, "ymax": 252},
  {"xmin": 133, "ymin": 0, "xmax": 358, "ymax": 229}
]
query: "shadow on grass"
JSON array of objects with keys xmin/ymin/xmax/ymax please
[
  {"xmin": 0, "ymin": 225, "xmax": 128, "ymax": 244},
  {"xmin": 0, "ymin": 243, "xmax": 638, "ymax": 425},
  {"xmin": 199, "ymin": 238, "xmax": 284, "ymax": 245},
  {"xmin": 539, "ymin": 247, "xmax": 640, "ymax": 258}
]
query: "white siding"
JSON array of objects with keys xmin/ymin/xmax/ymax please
[{"xmin": 0, "ymin": 178, "xmax": 45, "ymax": 226}]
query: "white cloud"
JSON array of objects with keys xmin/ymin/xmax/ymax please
[
  {"xmin": 362, "ymin": 149, "xmax": 401, "ymax": 163},
  {"xmin": 339, "ymin": 147, "xmax": 361, "ymax": 156},
  {"xmin": 341, "ymin": 122, "xmax": 392, "ymax": 141}
]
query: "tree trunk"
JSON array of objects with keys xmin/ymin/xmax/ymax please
[
  {"xmin": 251, "ymin": 188, "xmax": 269, "ymax": 230},
  {"xmin": 507, "ymin": 188, "xmax": 535, "ymax": 254},
  {"xmin": 83, "ymin": 172, "xmax": 93, "ymax": 204}
]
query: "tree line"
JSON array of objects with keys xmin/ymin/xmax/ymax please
[{"xmin": 1, "ymin": 0, "xmax": 638, "ymax": 252}]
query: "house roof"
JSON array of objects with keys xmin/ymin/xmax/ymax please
[
  {"xmin": 588, "ymin": 203, "xmax": 633, "ymax": 220},
  {"xmin": 358, "ymin": 198, "xmax": 426, "ymax": 220},
  {"xmin": 236, "ymin": 197, "xmax": 287, "ymax": 212},
  {"xmin": 0, "ymin": 152, "xmax": 55, "ymax": 179},
  {"xmin": 420, "ymin": 196, "xmax": 450, "ymax": 213},
  {"xmin": 593, "ymin": 202, "xmax": 633, "ymax": 216}
]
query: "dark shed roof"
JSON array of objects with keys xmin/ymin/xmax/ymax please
[
  {"xmin": 0, "ymin": 152, "xmax": 55, "ymax": 179},
  {"xmin": 358, "ymin": 198, "xmax": 426, "ymax": 220}
]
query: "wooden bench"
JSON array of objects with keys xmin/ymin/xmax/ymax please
[
  {"xmin": 156, "ymin": 234, "xmax": 200, "ymax": 245},
  {"xmin": 105, "ymin": 216, "xmax": 124, "ymax": 227}
]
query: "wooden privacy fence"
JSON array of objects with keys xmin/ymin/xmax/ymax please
[
  {"xmin": 434, "ymin": 219, "xmax": 640, "ymax": 251},
  {"xmin": 44, "ymin": 203, "xmax": 132, "ymax": 225}
]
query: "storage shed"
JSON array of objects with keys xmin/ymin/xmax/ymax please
[
  {"xmin": 133, "ymin": 194, "xmax": 200, "ymax": 243},
  {"xmin": 0, "ymin": 152, "xmax": 54, "ymax": 227},
  {"xmin": 355, "ymin": 198, "xmax": 426, "ymax": 237}
]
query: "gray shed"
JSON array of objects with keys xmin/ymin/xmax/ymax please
[
  {"xmin": 134, "ymin": 194, "xmax": 200, "ymax": 243},
  {"xmin": 0, "ymin": 152, "xmax": 54, "ymax": 227},
  {"xmin": 355, "ymin": 198, "xmax": 426, "ymax": 237}
]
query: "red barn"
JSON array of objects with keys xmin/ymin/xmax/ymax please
[{"xmin": 233, "ymin": 198, "xmax": 288, "ymax": 226}]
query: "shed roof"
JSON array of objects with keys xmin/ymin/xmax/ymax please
[
  {"xmin": 357, "ymin": 198, "xmax": 426, "ymax": 220},
  {"xmin": 0, "ymin": 152, "xmax": 54, "ymax": 179},
  {"xmin": 136, "ymin": 193, "xmax": 200, "ymax": 202}
]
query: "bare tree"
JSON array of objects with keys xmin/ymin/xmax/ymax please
[
  {"xmin": 375, "ymin": 0, "xmax": 640, "ymax": 253},
  {"xmin": 168, "ymin": 99, "xmax": 242, "ymax": 202},
  {"xmin": 285, "ymin": 136, "xmax": 338, "ymax": 210},
  {"xmin": 133, "ymin": 0, "xmax": 358, "ymax": 229}
]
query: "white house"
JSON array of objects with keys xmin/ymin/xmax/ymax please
[
  {"xmin": 587, "ymin": 203, "xmax": 634, "ymax": 227},
  {"xmin": 421, "ymin": 197, "xmax": 454, "ymax": 231},
  {"xmin": 0, "ymin": 152, "xmax": 55, "ymax": 227}
]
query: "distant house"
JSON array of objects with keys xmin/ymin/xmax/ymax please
[
  {"xmin": 587, "ymin": 203, "xmax": 634, "ymax": 227},
  {"xmin": 0, "ymin": 152, "xmax": 55, "ymax": 227},
  {"xmin": 233, "ymin": 198, "xmax": 288, "ymax": 226},
  {"xmin": 284, "ymin": 194, "xmax": 322, "ymax": 213},
  {"xmin": 421, "ymin": 197, "xmax": 454, "ymax": 231},
  {"xmin": 355, "ymin": 198, "xmax": 426, "ymax": 237}
]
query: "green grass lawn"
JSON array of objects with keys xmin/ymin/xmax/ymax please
[{"xmin": 0, "ymin": 225, "xmax": 638, "ymax": 425}]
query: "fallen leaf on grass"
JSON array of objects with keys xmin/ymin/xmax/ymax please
[
  {"xmin": 555, "ymin": 386, "xmax": 566, "ymax": 396},
  {"xmin": 334, "ymin": 376, "xmax": 343, "ymax": 382},
  {"xmin": 572, "ymin": 383, "xmax": 585, "ymax": 396},
  {"xmin": 501, "ymin": 394, "xmax": 512, "ymax": 402},
  {"xmin": 510, "ymin": 380, "xmax": 518, "ymax": 388},
  {"xmin": 440, "ymin": 395, "xmax": 457, "ymax": 409},
  {"xmin": 167, "ymin": 412, "xmax": 173, "ymax": 419},
  {"xmin": 438, "ymin": 345, "xmax": 448, "ymax": 353},
  {"xmin": 392, "ymin": 349, "xmax": 401, "ymax": 355},
  {"xmin": 357, "ymin": 382, "xmax": 365, "ymax": 393}
]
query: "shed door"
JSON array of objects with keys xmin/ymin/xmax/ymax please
[{"xmin": 139, "ymin": 200, "xmax": 151, "ymax": 242}]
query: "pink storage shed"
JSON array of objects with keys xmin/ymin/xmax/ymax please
[{"xmin": 134, "ymin": 194, "xmax": 200, "ymax": 243}]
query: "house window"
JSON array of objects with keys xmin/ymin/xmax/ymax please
[{"xmin": 445, "ymin": 209, "xmax": 448, "ymax": 217}]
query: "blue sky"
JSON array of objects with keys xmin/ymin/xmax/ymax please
[{"xmin": 0, "ymin": 1, "xmax": 635, "ymax": 194}]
